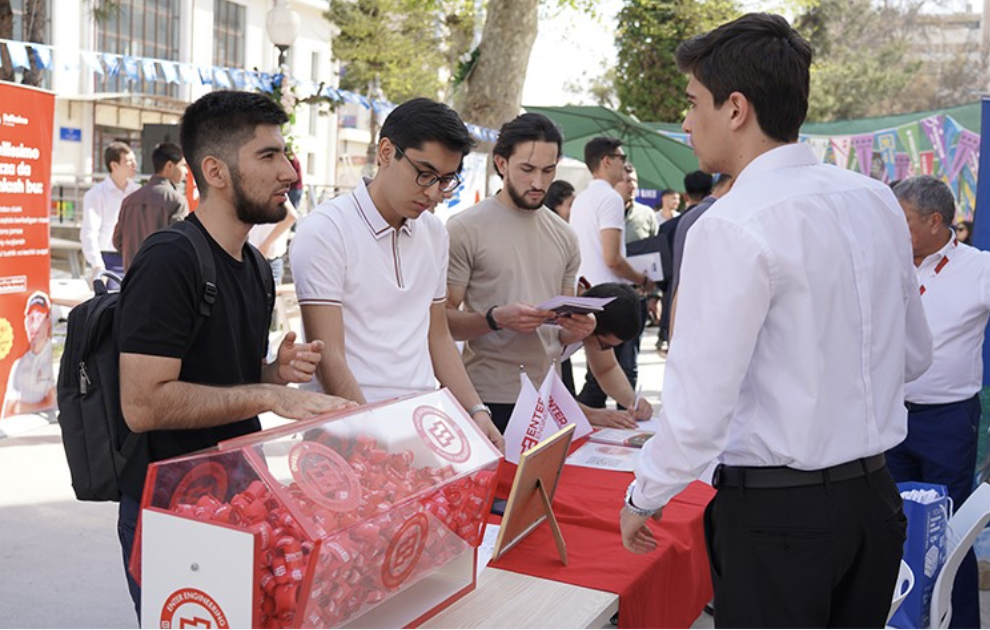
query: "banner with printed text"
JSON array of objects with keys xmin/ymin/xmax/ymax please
[{"xmin": 0, "ymin": 83, "xmax": 55, "ymax": 422}]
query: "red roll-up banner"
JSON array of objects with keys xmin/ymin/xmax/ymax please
[{"xmin": 0, "ymin": 83, "xmax": 55, "ymax": 421}]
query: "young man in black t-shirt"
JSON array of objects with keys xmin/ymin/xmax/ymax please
[{"xmin": 115, "ymin": 91, "xmax": 353, "ymax": 618}]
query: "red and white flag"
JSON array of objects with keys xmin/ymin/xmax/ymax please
[{"xmin": 503, "ymin": 367, "xmax": 593, "ymax": 464}]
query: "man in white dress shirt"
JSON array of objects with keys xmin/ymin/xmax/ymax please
[
  {"xmin": 80, "ymin": 142, "xmax": 139, "ymax": 280},
  {"xmin": 887, "ymin": 175, "xmax": 990, "ymax": 629},
  {"xmin": 618, "ymin": 13, "xmax": 933, "ymax": 627}
]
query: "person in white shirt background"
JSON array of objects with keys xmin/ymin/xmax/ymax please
[
  {"xmin": 79, "ymin": 142, "xmax": 139, "ymax": 281},
  {"xmin": 618, "ymin": 13, "xmax": 932, "ymax": 627},
  {"xmin": 887, "ymin": 174, "xmax": 990, "ymax": 629},
  {"xmin": 569, "ymin": 137, "xmax": 654, "ymax": 413}
]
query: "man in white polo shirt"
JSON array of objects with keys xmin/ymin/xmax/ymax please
[
  {"xmin": 887, "ymin": 175, "xmax": 990, "ymax": 629},
  {"xmin": 570, "ymin": 137, "xmax": 653, "ymax": 410},
  {"xmin": 291, "ymin": 98, "xmax": 503, "ymax": 451}
]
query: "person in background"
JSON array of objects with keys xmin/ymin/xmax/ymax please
[
  {"xmin": 248, "ymin": 200, "xmax": 298, "ymax": 285},
  {"xmin": 887, "ymin": 175, "xmax": 990, "ymax": 629},
  {"xmin": 287, "ymin": 150, "xmax": 304, "ymax": 211},
  {"xmin": 955, "ymin": 220, "xmax": 973, "ymax": 245},
  {"xmin": 620, "ymin": 14, "xmax": 932, "ymax": 628},
  {"xmin": 570, "ymin": 137, "xmax": 654, "ymax": 410},
  {"xmin": 545, "ymin": 180, "xmax": 576, "ymax": 222},
  {"xmin": 81, "ymin": 142, "xmax": 139, "ymax": 280},
  {"xmin": 655, "ymin": 189, "xmax": 681, "ymax": 225},
  {"xmin": 621, "ymin": 165, "xmax": 658, "ymax": 243},
  {"xmin": 291, "ymin": 98, "xmax": 503, "ymax": 451},
  {"xmin": 112, "ymin": 142, "xmax": 189, "ymax": 272}
]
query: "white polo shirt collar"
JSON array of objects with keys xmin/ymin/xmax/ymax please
[{"xmin": 353, "ymin": 177, "xmax": 415, "ymax": 240}]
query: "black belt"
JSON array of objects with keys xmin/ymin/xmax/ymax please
[{"xmin": 712, "ymin": 454, "xmax": 886, "ymax": 490}]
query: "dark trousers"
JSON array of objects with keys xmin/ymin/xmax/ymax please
[
  {"xmin": 118, "ymin": 493, "xmax": 142, "ymax": 622},
  {"xmin": 705, "ymin": 466, "xmax": 906, "ymax": 628},
  {"xmin": 886, "ymin": 394, "xmax": 982, "ymax": 629},
  {"xmin": 486, "ymin": 402, "xmax": 515, "ymax": 434},
  {"xmin": 577, "ymin": 298, "xmax": 646, "ymax": 408}
]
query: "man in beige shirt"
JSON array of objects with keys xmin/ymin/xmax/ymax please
[{"xmin": 447, "ymin": 113, "xmax": 640, "ymax": 432}]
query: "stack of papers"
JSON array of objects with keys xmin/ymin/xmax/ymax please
[
  {"xmin": 537, "ymin": 295, "xmax": 616, "ymax": 321},
  {"xmin": 566, "ymin": 442, "xmax": 640, "ymax": 472}
]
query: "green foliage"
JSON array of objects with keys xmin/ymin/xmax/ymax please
[
  {"xmin": 327, "ymin": 0, "xmax": 477, "ymax": 103},
  {"xmin": 795, "ymin": 0, "xmax": 926, "ymax": 121},
  {"xmin": 614, "ymin": 0, "xmax": 740, "ymax": 123}
]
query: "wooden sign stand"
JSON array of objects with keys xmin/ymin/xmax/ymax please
[{"xmin": 492, "ymin": 424, "xmax": 575, "ymax": 565}]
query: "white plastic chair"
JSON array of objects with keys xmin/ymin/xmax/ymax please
[
  {"xmin": 888, "ymin": 559, "xmax": 915, "ymax": 623},
  {"xmin": 928, "ymin": 482, "xmax": 990, "ymax": 628}
]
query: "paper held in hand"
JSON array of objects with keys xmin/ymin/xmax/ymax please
[
  {"xmin": 502, "ymin": 366, "xmax": 594, "ymax": 464},
  {"xmin": 536, "ymin": 295, "xmax": 616, "ymax": 318},
  {"xmin": 627, "ymin": 252, "xmax": 664, "ymax": 282}
]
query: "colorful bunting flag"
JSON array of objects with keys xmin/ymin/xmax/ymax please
[
  {"xmin": 852, "ymin": 134, "xmax": 874, "ymax": 176},
  {"xmin": 7, "ymin": 41, "xmax": 30, "ymax": 69},
  {"xmin": 831, "ymin": 136, "xmax": 852, "ymax": 169},
  {"xmin": 947, "ymin": 129, "xmax": 980, "ymax": 184},
  {"xmin": 876, "ymin": 131, "xmax": 897, "ymax": 182},
  {"xmin": 896, "ymin": 122, "xmax": 922, "ymax": 171}
]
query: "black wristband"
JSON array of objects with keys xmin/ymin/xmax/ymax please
[{"xmin": 485, "ymin": 305, "xmax": 501, "ymax": 331}]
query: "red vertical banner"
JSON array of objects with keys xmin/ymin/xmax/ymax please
[{"xmin": 0, "ymin": 84, "xmax": 55, "ymax": 421}]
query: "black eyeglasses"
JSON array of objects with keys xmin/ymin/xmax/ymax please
[
  {"xmin": 610, "ymin": 153, "xmax": 628, "ymax": 163},
  {"xmin": 394, "ymin": 145, "xmax": 462, "ymax": 193}
]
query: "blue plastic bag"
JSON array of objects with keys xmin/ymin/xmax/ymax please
[{"xmin": 889, "ymin": 482, "xmax": 950, "ymax": 629}]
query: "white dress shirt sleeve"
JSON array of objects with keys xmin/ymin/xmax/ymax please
[
  {"xmin": 632, "ymin": 217, "xmax": 773, "ymax": 510},
  {"xmin": 79, "ymin": 185, "xmax": 104, "ymax": 268},
  {"xmin": 903, "ymin": 269, "xmax": 933, "ymax": 383}
]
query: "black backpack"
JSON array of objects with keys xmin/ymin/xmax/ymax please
[{"xmin": 57, "ymin": 221, "xmax": 272, "ymax": 501}]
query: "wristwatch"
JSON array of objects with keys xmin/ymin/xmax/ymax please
[
  {"xmin": 468, "ymin": 403, "xmax": 493, "ymax": 418},
  {"xmin": 624, "ymin": 481, "xmax": 659, "ymax": 517},
  {"xmin": 485, "ymin": 305, "xmax": 501, "ymax": 331}
]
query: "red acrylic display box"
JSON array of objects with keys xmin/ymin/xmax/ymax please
[{"xmin": 136, "ymin": 389, "xmax": 502, "ymax": 629}]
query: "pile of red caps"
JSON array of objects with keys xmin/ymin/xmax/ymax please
[
  {"xmin": 171, "ymin": 479, "xmax": 310, "ymax": 629},
  {"xmin": 168, "ymin": 434, "xmax": 498, "ymax": 628}
]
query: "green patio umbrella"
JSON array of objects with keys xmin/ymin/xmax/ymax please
[{"xmin": 523, "ymin": 105, "xmax": 699, "ymax": 190}]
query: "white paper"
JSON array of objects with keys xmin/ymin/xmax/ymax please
[
  {"xmin": 589, "ymin": 428, "xmax": 655, "ymax": 448},
  {"xmin": 566, "ymin": 442, "xmax": 639, "ymax": 472},
  {"xmin": 476, "ymin": 524, "xmax": 501, "ymax": 579},
  {"xmin": 627, "ymin": 252, "xmax": 664, "ymax": 281},
  {"xmin": 536, "ymin": 295, "xmax": 616, "ymax": 315}
]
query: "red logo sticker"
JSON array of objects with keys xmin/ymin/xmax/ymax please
[
  {"xmin": 169, "ymin": 462, "xmax": 229, "ymax": 509},
  {"xmin": 159, "ymin": 587, "xmax": 229, "ymax": 629},
  {"xmin": 288, "ymin": 442, "xmax": 362, "ymax": 511},
  {"xmin": 412, "ymin": 406, "xmax": 471, "ymax": 464},
  {"xmin": 381, "ymin": 513, "xmax": 429, "ymax": 589}
]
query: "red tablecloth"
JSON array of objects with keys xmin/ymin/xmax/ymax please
[{"xmin": 489, "ymin": 456, "xmax": 715, "ymax": 629}]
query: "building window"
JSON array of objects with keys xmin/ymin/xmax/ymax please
[
  {"xmin": 309, "ymin": 104, "xmax": 318, "ymax": 136},
  {"xmin": 6, "ymin": 0, "xmax": 53, "ymax": 88},
  {"xmin": 213, "ymin": 0, "xmax": 246, "ymax": 69},
  {"xmin": 96, "ymin": 0, "xmax": 180, "ymax": 97}
]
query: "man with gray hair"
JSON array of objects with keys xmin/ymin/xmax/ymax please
[{"xmin": 887, "ymin": 174, "xmax": 990, "ymax": 629}]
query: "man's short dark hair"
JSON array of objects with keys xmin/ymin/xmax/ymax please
[
  {"xmin": 584, "ymin": 283, "xmax": 641, "ymax": 342},
  {"xmin": 492, "ymin": 113, "xmax": 563, "ymax": 178},
  {"xmin": 584, "ymin": 137, "xmax": 623, "ymax": 172},
  {"xmin": 545, "ymin": 180, "xmax": 575, "ymax": 213},
  {"xmin": 180, "ymin": 91, "xmax": 288, "ymax": 196},
  {"xmin": 104, "ymin": 141, "xmax": 133, "ymax": 172},
  {"xmin": 893, "ymin": 175, "xmax": 956, "ymax": 227},
  {"xmin": 151, "ymin": 142, "xmax": 183, "ymax": 174},
  {"xmin": 683, "ymin": 171, "xmax": 714, "ymax": 199},
  {"xmin": 675, "ymin": 13, "xmax": 812, "ymax": 143},
  {"xmin": 379, "ymin": 98, "xmax": 474, "ymax": 164}
]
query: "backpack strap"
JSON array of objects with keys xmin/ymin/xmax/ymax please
[
  {"xmin": 164, "ymin": 221, "xmax": 217, "ymax": 355},
  {"xmin": 244, "ymin": 243, "xmax": 275, "ymax": 315}
]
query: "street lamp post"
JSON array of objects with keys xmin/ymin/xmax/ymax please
[{"xmin": 266, "ymin": 0, "xmax": 300, "ymax": 68}]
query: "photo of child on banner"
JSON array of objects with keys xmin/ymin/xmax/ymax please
[{"xmin": 503, "ymin": 366, "xmax": 593, "ymax": 464}]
